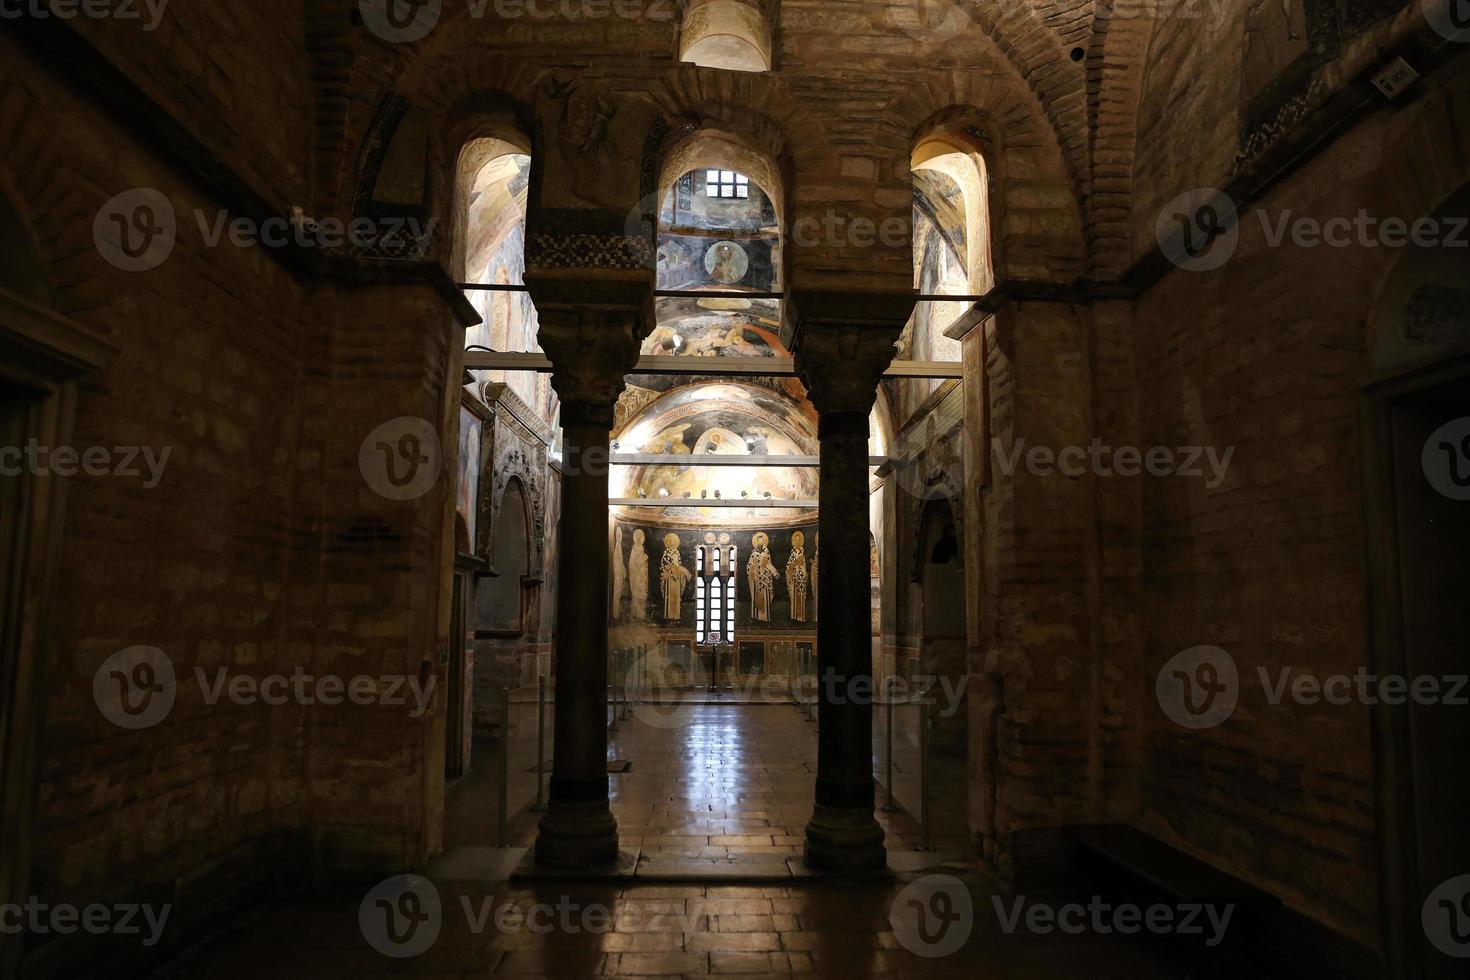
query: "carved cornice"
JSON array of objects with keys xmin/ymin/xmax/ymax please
[
  {"xmin": 0, "ymin": 289, "xmax": 118, "ymax": 387},
  {"xmin": 479, "ymin": 381, "xmax": 555, "ymax": 447}
]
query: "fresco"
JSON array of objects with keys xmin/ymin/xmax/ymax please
[
  {"xmin": 612, "ymin": 382, "xmax": 819, "ymax": 525},
  {"xmin": 456, "ymin": 407, "xmax": 482, "ymax": 553},
  {"xmin": 612, "ymin": 521, "xmax": 819, "ymax": 629},
  {"xmin": 462, "ymin": 151, "xmax": 550, "ymax": 415},
  {"xmin": 892, "ymin": 170, "xmax": 967, "ymax": 423}
]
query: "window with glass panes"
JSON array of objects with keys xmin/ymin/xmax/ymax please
[
  {"xmin": 695, "ymin": 545, "xmax": 737, "ymax": 644},
  {"xmin": 705, "ymin": 170, "xmax": 749, "ymax": 199}
]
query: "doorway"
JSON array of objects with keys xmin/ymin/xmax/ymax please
[{"xmin": 1363, "ymin": 357, "xmax": 1470, "ymax": 980}]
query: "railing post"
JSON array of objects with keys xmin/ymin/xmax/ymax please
[
  {"xmin": 918, "ymin": 680, "xmax": 932, "ymax": 851},
  {"xmin": 533, "ymin": 674, "xmax": 547, "ymax": 812},
  {"xmin": 497, "ymin": 686, "xmax": 510, "ymax": 846},
  {"xmin": 881, "ymin": 675, "xmax": 897, "ymax": 812}
]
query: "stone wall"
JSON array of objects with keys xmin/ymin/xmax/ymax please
[
  {"xmin": 5, "ymin": 24, "xmax": 470, "ymax": 974},
  {"xmin": 1129, "ymin": 59, "xmax": 1470, "ymax": 947}
]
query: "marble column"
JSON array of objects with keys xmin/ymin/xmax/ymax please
[
  {"xmin": 527, "ymin": 275, "xmax": 651, "ymax": 868},
  {"xmin": 792, "ymin": 290, "xmax": 915, "ymax": 873}
]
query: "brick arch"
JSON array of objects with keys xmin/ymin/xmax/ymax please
[
  {"xmin": 949, "ymin": 0, "xmax": 1092, "ymax": 189},
  {"xmin": 639, "ymin": 83, "xmax": 818, "ymax": 288},
  {"xmin": 644, "ymin": 70, "xmax": 832, "ymax": 185},
  {"xmin": 1082, "ymin": 0, "xmax": 1155, "ymax": 278},
  {"xmin": 894, "ymin": 99, "xmax": 1086, "ymax": 283},
  {"xmin": 641, "ymin": 72, "xmax": 886, "ymax": 284}
]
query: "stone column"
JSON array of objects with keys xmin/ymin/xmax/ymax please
[
  {"xmin": 527, "ymin": 275, "xmax": 651, "ymax": 868},
  {"xmin": 792, "ymin": 289, "xmax": 914, "ymax": 873}
]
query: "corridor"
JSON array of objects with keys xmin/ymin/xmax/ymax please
[{"xmin": 148, "ymin": 705, "xmax": 1194, "ymax": 977}]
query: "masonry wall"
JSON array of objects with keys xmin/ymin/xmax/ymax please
[
  {"xmin": 4, "ymin": 30, "xmax": 307, "ymax": 972},
  {"xmin": 1129, "ymin": 64, "xmax": 1470, "ymax": 948},
  {"xmin": 6, "ymin": 26, "xmax": 463, "ymax": 975}
]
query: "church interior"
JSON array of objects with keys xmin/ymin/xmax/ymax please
[{"xmin": 2, "ymin": 1, "xmax": 1469, "ymax": 977}]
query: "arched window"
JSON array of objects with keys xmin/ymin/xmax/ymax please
[
  {"xmin": 695, "ymin": 544, "xmax": 737, "ymax": 644},
  {"xmin": 458, "ymin": 139, "xmax": 550, "ymax": 416}
]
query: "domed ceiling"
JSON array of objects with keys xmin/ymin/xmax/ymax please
[{"xmin": 612, "ymin": 381, "xmax": 818, "ymax": 528}]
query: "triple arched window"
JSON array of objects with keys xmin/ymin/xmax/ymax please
[{"xmin": 695, "ymin": 545, "xmax": 737, "ymax": 644}]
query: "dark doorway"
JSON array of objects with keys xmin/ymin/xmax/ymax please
[{"xmin": 1365, "ymin": 360, "xmax": 1470, "ymax": 980}]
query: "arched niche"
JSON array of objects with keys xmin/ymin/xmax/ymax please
[
  {"xmin": 679, "ymin": 0, "xmax": 773, "ymax": 73},
  {"xmin": 477, "ymin": 478, "xmax": 530, "ymax": 633}
]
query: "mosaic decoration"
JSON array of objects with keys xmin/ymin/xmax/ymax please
[{"xmin": 1236, "ymin": 0, "xmax": 1408, "ymax": 171}]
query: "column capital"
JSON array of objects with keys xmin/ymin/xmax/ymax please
[
  {"xmin": 789, "ymin": 289, "xmax": 915, "ymax": 417},
  {"xmin": 528, "ymin": 272, "xmax": 654, "ymax": 427}
]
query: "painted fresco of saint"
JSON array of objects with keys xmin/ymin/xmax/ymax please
[{"xmin": 748, "ymin": 531, "xmax": 780, "ymax": 622}]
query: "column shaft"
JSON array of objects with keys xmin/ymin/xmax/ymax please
[
  {"xmin": 526, "ymin": 274, "xmax": 651, "ymax": 870},
  {"xmin": 791, "ymin": 290, "xmax": 914, "ymax": 874},
  {"xmin": 536, "ymin": 411, "xmax": 619, "ymax": 866}
]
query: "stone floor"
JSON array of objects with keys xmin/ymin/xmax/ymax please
[{"xmin": 149, "ymin": 704, "xmax": 1192, "ymax": 977}]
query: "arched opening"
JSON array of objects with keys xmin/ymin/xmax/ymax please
[
  {"xmin": 678, "ymin": 0, "xmax": 773, "ymax": 73},
  {"xmin": 460, "ymin": 137, "xmax": 551, "ymax": 416},
  {"xmin": 867, "ymin": 129, "xmax": 995, "ymax": 854},
  {"xmin": 1361, "ymin": 180, "xmax": 1470, "ymax": 977},
  {"xmin": 444, "ymin": 132, "xmax": 559, "ymax": 843}
]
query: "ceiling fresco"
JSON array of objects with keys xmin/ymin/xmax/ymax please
[{"xmin": 611, "ymin": 382, "xmax": 818, "ymax": 528}]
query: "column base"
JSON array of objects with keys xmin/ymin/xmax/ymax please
[
  {"xmin": 534, "ymin": 800, "xmax": 619, "ymax": 868},
  {"xmin": 802, "ymin": 804, "xmax": 887, "ymax": 873}
]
